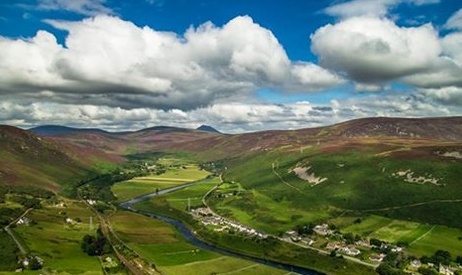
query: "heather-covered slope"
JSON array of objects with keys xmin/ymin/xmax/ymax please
[{"xmin": 0, "ymin": 125, "xmax": 122, "ymax": 192}]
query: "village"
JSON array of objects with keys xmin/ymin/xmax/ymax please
[
  {"xmin": 189, "ymin": 205, "xmax": 462, "ymax": 275},
  {"xmin": 190, "ymin": 207, "xmax": 268, "ymax": 239}
]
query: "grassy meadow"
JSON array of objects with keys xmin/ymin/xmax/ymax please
[
  {"xmin": 109, "ymin": 210, "xmax": 287, "ymax": 274},
  {"xmin": 220, "ymin": 142, "xmax": 462, "ymax": 227},
  {"xmin": 112, "ymin": 164, "xmax": 210, "ymax": 202},
  {"xmin": 161, "ymin": 177, "xmax": 220, "ymax": 211},
  {"xmin": 11, "ymin": 199, "xmax": 109, "ymax": 274}
]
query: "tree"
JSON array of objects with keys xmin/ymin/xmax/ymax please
[
  {"xmin": 344, "ymin": 232, "xmax": 355, "ymax": 244},
  {"xmin": 456, "ymin": 256, "xmax": 462, "ymax": 265},
  {"xmin": 420, "ymin": 255, "xmax": 432, "ymax": 264},
  {"xmin": 370, "ymin": 238, "xmax": 383, "ymax": 247},
  {"xmin": 81, "ymin": 228, "xmax": 111, "ymax": 256},
  {"xmin": 432, "ymin": 250, "xmax": 451, "ymax": 266}
]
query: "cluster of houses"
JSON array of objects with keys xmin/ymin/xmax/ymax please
[
  {"xmin": 191, "ymin": 207, "xmax": 268, "ymax": 239},
  {"xmin": 409, "ymin": 260, "xmax": 460, "ymax": 275},
  {"xmin": 191, "ymin": 206, "xmax": 461, "ymax": 274}
]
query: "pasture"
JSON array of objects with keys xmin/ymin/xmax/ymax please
[
  {"xmin": 112, "ymin": 164, "xmax": 210, "ymax": 202},
  {"xmin": 109, "ymin": 210, "xmax": 287, "ymax": 274},
  {"xmin": 162, "ymin": 177, "xmax": 221, "ymax": 211},
  {"xmin": 341, "ymin": 215, "xmax": 462, "ymax": 257},
  {"xmin": 160, "ymin": 256, "xmax": 287, "ymax": 275},
  {"xmin": 407, "ymin": 225, "xmax": 462, "ymax": 257},
  {"xmin": 341, "ymin": 215, "xmax": 434, "ymax": 244},
  {"xmin": 12, "ymin": 199, "xmax": 109, "ymax": 274}
]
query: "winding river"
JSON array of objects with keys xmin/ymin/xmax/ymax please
[{"xmin": 119, "ymin": 182, "xmax": 323, "ymax": 275}]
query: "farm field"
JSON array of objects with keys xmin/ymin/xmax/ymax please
[
  {"xmin": 407, "ymin": 225, "xmax": 462, "ymax": 257},
  {"xmin": 112, "ymin": 164, "xmax": 210, "ymax": 202},
  {"xmin": 341, "ymin": 215, "xmax": 462, "ymax": 257},
  {"xmin": 162, "ymin": 177, "xmax": 221, "ymax": 211},
  {"xmin": 109, "ymin": 210, "xmax": 286, "ymax": 274},
  {"xmin": 11, "ymin": 198, "xmax": 116, "ymax": 274}
]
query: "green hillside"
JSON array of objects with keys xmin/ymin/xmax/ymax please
[{"xmin": 221, "ymin": 139, "xmax": 462, "ymax": 230}]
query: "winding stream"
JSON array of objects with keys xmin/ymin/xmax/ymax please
[{"xmin": 119, "ymin": 182, "xmax": 323, "ymax": 275}]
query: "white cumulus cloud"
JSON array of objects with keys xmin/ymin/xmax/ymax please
[
  {"xmin": 311, "ymin": 17, "xmax": 441, "ymax": 84},
  {"xmin": 0, "ymin": 15, "xmax": 342, "ymax": 111}
]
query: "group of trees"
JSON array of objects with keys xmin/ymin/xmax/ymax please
[
  {"xmin": 77, "ymin": 168, "xmax": 147, "ymax": 202},
  {"xmin": 376, "ymin": 252, "xmax": 408, "ymax": 275},
  {"xmin": 421, "ymin": 249, "xmax": 453, "ymax": 266},
  {"xmin": 81, "ymin": 227, "xmax": 111, "ymax": 256}
]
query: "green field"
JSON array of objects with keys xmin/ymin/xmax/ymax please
[
  {"xmin": 160, "ymin": 256, "xmax": 287, "ymax": 275},
  {"xmin": 109, "ymin": 210, "xmax": 287, "ymax": 274},
  {"xmin": 341, "ymin": 215, "xmax": 462, "ymax": 257},
  {"xmin": 407, "ymin": 225, "xmax": 462, "ymax": 257},
  {"xmin": 112, "ymin": 164, "xmax": 210, "ymax": 202},
  {"xmin": 224, "ymin": 146, "xmax": 462, "ymax": 227},
  {"xmin": 341, "ymin": 215, "xmax": 435, "ymax": 244},
  {"xmin": 12, "ymin": 199, "xmax": 109, "ymax": 274},
  {"xmin": 162, "ymin": 177, "xmax": 220, "ymax": 211}
]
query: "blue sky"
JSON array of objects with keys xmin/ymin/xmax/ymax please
[{"xmin": 0, "ymin": 0, "xmax": 461, "ymax": 132}]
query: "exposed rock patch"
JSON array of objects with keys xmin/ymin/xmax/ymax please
[
  {"xmin": 438, "ymin": 151, "xmax": 462, "ymax": 159},
  {"xmin": 392, "ymin": 170, "xmax": 443, "ymax": 186},
  {"xmin": 293, "ymin": 166, "xmax": 327, "ymax": 186}
]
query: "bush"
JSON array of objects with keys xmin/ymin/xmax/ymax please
[{"xmin": 418, "ymin": 266, "xmax": 438, "ymax": 275}]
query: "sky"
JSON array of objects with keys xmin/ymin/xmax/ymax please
[{"xmin": 0, "ymin": 0, "xmax": 461, "ymax": 133}]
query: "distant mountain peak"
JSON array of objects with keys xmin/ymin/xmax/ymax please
[
  {"xmin": 29, "ymin": 125, "xmax": 108, "ymax": 136},
  {"xmin": 196, "ymin": 125, "xmax": 220, "ymax": 134}
]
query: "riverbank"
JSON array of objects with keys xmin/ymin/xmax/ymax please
[{"xmin": 119, "ymin": 180, "xmax": 376, "ymax": 275}]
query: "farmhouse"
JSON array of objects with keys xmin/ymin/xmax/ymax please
[
  {"xmin": 86, "ymin": 199, "xmax": 97, "ymax": 205},
  {"xmin": 369, "ymin": 253, "xmax": 386, "ymax": 263},
  {"xmin": 16, "ymin": 217, "xmax": 31, "ymax": 226},
  {"xmin": 341, "ymin": 246, "xmax": 361, "ymax": 256},
  {"xmin": 410, "ymin": 259, "xmax": 422, "ymax": 268},
  {"xmin": 285, "ymin": 230, "xmax": 301, "ymax": 242},
  {"xmin": 439, "ymin": 265, "xmax": 454, "ymax": 275},
  {"xmin": 326, "ymin": 242, "xmax": 339, "ymax": 250},
  {"xmin": 313, "ymin": 224, "xmax": 332, "ymax": 236}
]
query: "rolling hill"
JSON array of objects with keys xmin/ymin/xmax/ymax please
[
  {"xmin": 4, "ymin": 116, "xmax": 462, "ymax": 196},
  {"xmin": 25, "ymin": 116, "xmax": 462, "ymax": 159},
  {"xmin": 2, "ymin": 116, "xmax": 462, "ymax": 274},
  {"xmin": 0, "ymin": 125, "xmax": 124, "ymax": 192},
  {"xmin": 0, "ymin": 125, "xmax": 87, "ymax": 192},
  {"xmin": 29, "ymin": 125, "xmax": 109, "ymax": 136}
]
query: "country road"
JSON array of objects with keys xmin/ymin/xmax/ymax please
[{"xmin": 4, "ymin": 207, "xmax": 33, "ymax": 255}]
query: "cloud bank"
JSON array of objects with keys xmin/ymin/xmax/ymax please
[
  {"xmin": 1, "ymin": 1, "xmax": 462, "ymax": 132},
  {"xmin": 0, "ymin": 15, "xmax": 343, "ymax": 111}
]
